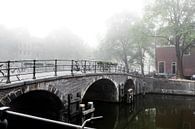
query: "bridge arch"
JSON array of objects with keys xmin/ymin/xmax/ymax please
[
  {"xmin": 82, "ymin": 78, "xmax": 118, "ymax": 102},
  {"xmin": 9, "ymin": 90, "xmax": 64, "ymax": 120},
  {"xmin": 0, "ymin": 86, "xmax": 65, "ymax": 120}
]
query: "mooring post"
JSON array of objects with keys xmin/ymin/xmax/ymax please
[
  {"xmin": 80, "ymin": 104, "xmax": 85, "ymax": 123},
  {"xmin": 87, "ymin": 102, "xmax": 94, "ymax": 118}
]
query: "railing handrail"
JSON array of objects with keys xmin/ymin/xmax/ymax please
[
  {"xmin": 0, "ymin": 59, "xmax": 127, "ymax": 84},
  {"xmin": 0, "ymin": 106, "xmax": 95, "ymax": 129}
]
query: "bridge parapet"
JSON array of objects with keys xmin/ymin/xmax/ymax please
[{"xmin": 0, "ymin": 59, "xmax": 126, "ymax": 85}]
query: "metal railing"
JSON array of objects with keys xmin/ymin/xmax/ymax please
[
  {"xmin": 0, "ymin": 106, "xmax": 101, "ymax": 129},
  {"xmin": 0, "ymin": 59, "xmax": 126, "ymax": 84}
]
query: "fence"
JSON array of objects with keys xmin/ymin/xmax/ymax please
[{"xmin": 0, "ymin": 59, "xmax": 126, "ymax": 84}]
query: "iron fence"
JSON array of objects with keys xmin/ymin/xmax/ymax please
[{"xmin": 0, "ymin": 59, "xmax": 126, "ymax": 84}]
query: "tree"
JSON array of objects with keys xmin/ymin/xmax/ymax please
[
  {"xmin": 146, "ymin": 0, "xmax": 195, "ymax": 78},
  {"xmin": 98, "ymin": 12, "xmax": 138, "ymax": 72},
  {"xmin": 43, "ymin": 28, "xmax": 90, "ymax": 59},
  {"xmin": 131, "ymin": 20, "xmax": 154, "ymax": 75}
]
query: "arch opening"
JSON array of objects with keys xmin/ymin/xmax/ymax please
[
  {"xmin": 83, "ymin": 79, "xmax": 118, "ymax": 102},
  {"xmin": 124, "ymin": 79, "xmax": 134, "ymax": 96},
  {"xmin": 9, "ymin": 90, "xmax": 64, "ymax": 120}
]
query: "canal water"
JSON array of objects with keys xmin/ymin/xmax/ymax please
[
  {"xmin": 91, "ymin": 94, "xmax": 195, "ymax": 129},
  {"xmin": 5, "ymin": 94, "xmax": 195, "ymax": 129}
]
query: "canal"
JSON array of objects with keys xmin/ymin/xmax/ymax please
[
  {"xmin": 91, "ymin": 94, "xmax": 195, "ymax": 129},
  {"xmin": 5, "ymin": 94, "xmax": 195, "ymax": 129}
]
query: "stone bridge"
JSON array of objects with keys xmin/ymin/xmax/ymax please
[
  {"xmin": 0, "ymin": 73, "xmax": 151, "ymax": 106},
  {"xmin": 0, "ymin": 72, "xmax": 154, "ymax": 120},
  {"xmin": 0, "ymin": 59, "xmax": 155, "ymax": 121},
  {"xmin": 1, "ymin": 65, "xmax": 195, "ymax": 122}
]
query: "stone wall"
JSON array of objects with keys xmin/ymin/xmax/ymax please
[
  {"xmin": 133, "ymin": 77, "xmax": 195, "ymax": 96},
  {"xmin": 152, "ymin": 79, "xmax": 195, "ymax": 95}
]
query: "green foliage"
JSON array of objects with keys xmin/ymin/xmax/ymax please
[{"xmin": 145, "ymin": 0, "xmax": 195, "ymax": 78}]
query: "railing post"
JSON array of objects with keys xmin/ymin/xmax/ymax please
[
  {"xmin": 94, "ymin": 61, "xmax": 96, "ymax": 73},
  {"xmin": 6, "ymin": 61, "xmax": 10, "ymax": 83},
  {"xmin": 71, "ymin": 60, "xmax": 73, "ymax": 75},
  {"xmin": 109, "ymin": 64, "xmax": 111, "ymax": 73},
  {"xmin": 33, "ymin": 60, "xmax": 36, "ymax": 79},
  {"xmin": 115, "ymin": 65, "xmax": 117, "ymax": 73},
  {"xmin": 103, "ymin": 63, "xmax": 105, "ymax": 72},
  {"xmin": 84, "ymin": 60, "xmax": 86, "ymax": 73},
  {"xmin": 54, "ymin": 59, "xmax": 57, "ymax": 76}
]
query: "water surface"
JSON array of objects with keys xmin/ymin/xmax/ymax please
[
  {"xmin": 6, "ymin": 94, "xmax": 195, "ymax": 129},
  {"xmin": 91, "ymin": 94, "xmax": 195, "ymax": 129}
]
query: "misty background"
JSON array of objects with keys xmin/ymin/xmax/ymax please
[
  {"xmin": 0, "ymin": 0, "xmax": 160, "ymax": 74},
  {"xmin": 0, "ymin": 26, "xmax": 94, "ymax": 60},
  {"xmin": 1, "ymin": 0, "xmax": 194, "ymax": 75}
]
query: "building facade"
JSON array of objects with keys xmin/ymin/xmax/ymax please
[{"xmin": 156, "ymin": 46, "xmax": 195, "ymax": 78}]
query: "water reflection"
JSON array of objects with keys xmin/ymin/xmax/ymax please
[
  {"xmin": 91, "ymin": 94, "xmax": 195, "ymax": 129},
  {"xmin": 5, "ymin": 94, "xmax": 195, "ymax": 129}
]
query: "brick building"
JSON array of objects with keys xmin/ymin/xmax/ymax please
[{"xmin": 155, "ymin": 46, "xmax": 195, "ymax": 78}]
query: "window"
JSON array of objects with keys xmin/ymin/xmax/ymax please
[
  {"xmin": 184, "ymin": 48, "xmax": 191, "ymax": 55},
  {"xmin": 171, "ymin": 62, "xmax": 176, "ymax": 74},
  {"xmin": 158, "ymin": 61, "xmax": 165, "ymax": 73}
]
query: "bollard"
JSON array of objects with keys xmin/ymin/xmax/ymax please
[
  {"xmin": 87, "ymin": 102, "xmax": 94, "ymax": 118},
  {"xmin": 80, "ymin": 104, "xmax": 85, "ymax": 123}
]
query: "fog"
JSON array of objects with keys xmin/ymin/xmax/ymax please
[
  {"xmin": 0, "ymin": 26, "xmax": 93, "ymax": 60},
  {"xmin": 0, "ymin": 0, "xmax": 145, "ymax": 61}
]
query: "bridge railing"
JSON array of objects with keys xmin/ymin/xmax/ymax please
[{"xmin": 0, "ymin": 59, "xmax": 126, "ymax": 84}]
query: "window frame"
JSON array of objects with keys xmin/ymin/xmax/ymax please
[
  {"xmin": 158, "ymin": 61, "xmax": 165, "ymax": 74},
  {"xmin": 171, "ymin": 62, "xmax": 177, "ymax": 75}
]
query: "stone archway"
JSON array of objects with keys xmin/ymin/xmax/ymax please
[
  {"xmin": 124, "ymin": 79, "xmax": 135, "ymax": 94},
  {"xmin": 8, "ymin": 90, "xmax": 64, "ymax": 120},
  {"xmin": 82, "ymin": 78, "xmax": 118, "ymax": 102}
]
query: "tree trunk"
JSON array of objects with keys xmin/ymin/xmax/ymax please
[
  {"xmin": 175, "ymin": 42, "xmax": 184, "ymax": 79},
  {"xmin": 121, "ymin": 42, "xmax": 129, "ymax": 73},
  {"xmin": 140, "ymin": 61, "xmax": 144, "ymax": 76},
  {"xmin": 124, "ymin": 56, "xmax": 129, "ymax": 73},
  {"xmin": 140, "ymin": 51, "xmax": 144, "ymax": 76}
]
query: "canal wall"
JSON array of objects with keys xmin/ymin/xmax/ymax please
[{"xmin": 142, "ymin": 78, "xmax": 195, "ymax": 96}]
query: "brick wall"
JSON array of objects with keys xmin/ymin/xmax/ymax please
[{"xmin": 156, "ymin": 46, "xmax": 195, "ymax": 77}]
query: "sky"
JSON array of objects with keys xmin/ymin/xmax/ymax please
[{"xmin": 0, "ymin": 0, "xmax": 146, "ymax": 48}]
